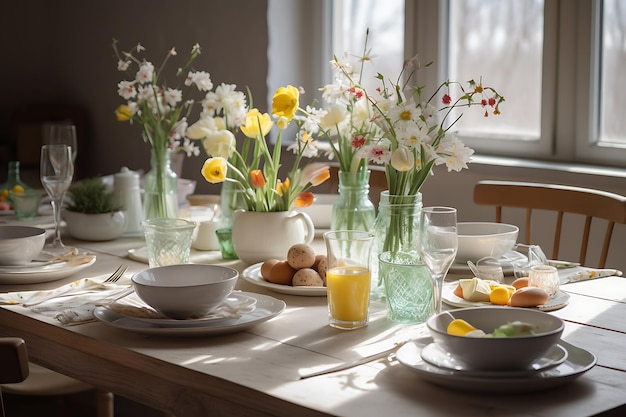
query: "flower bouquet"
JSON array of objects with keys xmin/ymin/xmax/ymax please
[{"xmin": 112, "ymin": 40, "xmax": 202, "ymax": 219}]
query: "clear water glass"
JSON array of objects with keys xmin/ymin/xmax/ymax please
[{"xmin": 143, "ymin": 218, "xmax": 196, "ymax": 268}]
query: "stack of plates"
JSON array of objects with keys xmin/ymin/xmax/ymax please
[{"xmin": 396, "ymin": 338, "xmax": 597, "ymax": 393}]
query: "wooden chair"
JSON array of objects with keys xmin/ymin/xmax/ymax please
[
  {"xmin": 0, "ymin": 338, "xmax": 29, "ymax": 385},
  {"xmin": 474, "ymin": 180, "xmax": 626, "ymax": 268}
]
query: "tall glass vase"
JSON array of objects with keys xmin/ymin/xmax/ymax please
[
  {"xmin": 331, "ymin": 170, "xmax": 376, "ymax": 231},
  {"xmin": 370, "ymin": 191, "xmax": 423, "ymax": 301},
  {"xmin": 143, "ymin": 148, "xmax": 179, "ymax": 220}
]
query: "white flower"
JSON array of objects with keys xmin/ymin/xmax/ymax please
[
  {"xmin": 358, "ymin": 143, "xmax": 391, "ymax": 165},
  {"xmin": 388, "ymin": 99, "xmax": 421, "ymax": 127},
  {"xmin": 117, "ymin": 60, "xmax": 130, "ymax": 71},
  {"xmin": 186, "ymin": 71, "xmax": 213, "ymax": 91},
  {"xmin": 177, "ymin": 138, "xmax": 200, "ymax": 157},
  {"xmin": 186, "ymin": 117, "xmax": 218, "ymax": 140},
  {"xmin": 390, "ymin": 146, "xmax": 414, "ymax": 172},
  {"xmin": 320, "ymin": 82, "xmax": 347, "ymax": 103},
  {"xmin": 435, "ymin": 135, "xmax": 474, "ymax": 172},
  {"xmin": 287, "ymin": 131, "xmax": 318, "ymax": 158},
  {"xmin": 202, "ymin": 129, "xmax": 235, "ymax": 159},
  {"xmin": 136, "ymin": 62, "xmax": 154, "ymax": 84},
  {"xmin": 170, "ymin": 118, "xmax": 188, "ymax": 140},
  {"xmin": 319, "ymin": 103, "xmax": 348, "ymax": 130},
  {"xmin": 117, "ymin": 81, "xmax": 136, "ymax": 100},
  {"xmin": 163, "ymin": 88, "xmax": 182, "ymax": 107}
]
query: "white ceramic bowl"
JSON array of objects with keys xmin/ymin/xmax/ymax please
[
  {"xmin": 427, "ymin": 307, "xmax": 564, "ymax": 370},
  {"xmin": 456, "ymin": 222, "xmax": 519, "ymax": 263},
  {"xmin": 0, "ymin": 226, "xmax": 46, "ymax": 265},
  {"xmin": 131, "ymin": 264, "xmax": 238, "ymax": 319},
  {"xmin": 63, "ymin": 210, "xmax": 126, "ymax": 241}
]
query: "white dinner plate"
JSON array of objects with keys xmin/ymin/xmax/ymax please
[
  {"xmin": 0, "ymin": 256, "xmax": 97, "ymax": 284},
  {"xmin": 449, "ymin": 250, "xmax": 527, "ymax": 276},
  {"xmin": 420, "ymin": 342, "xmax": 568, "ymax": 377},
  {"xmin": 396, "ymin": 338, "xmax": 596, "ymax": 393},
  {"xmin": 93, "ymin": 292, "xmax": 285, "ymax": 336},
  {"xmin": 241, "ymin": 263, "xmax": 327, "ymax": 297},
  {"xmin": 102, "ymin": 293, "xmax": 258, "ymax": 327},
  {"xmin": 441, "ymin": 282, "xmax": 570, "ymax": 312}
]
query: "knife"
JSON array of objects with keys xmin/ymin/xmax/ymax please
[{"xmin": 299, "ymin": 341, "xmax": 408, "ymax": 379}]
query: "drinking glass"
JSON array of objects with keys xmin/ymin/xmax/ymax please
[
  {"xmin": 43, "ymin": 123, "xmax": 78, "ymax": 163},
  {"xmin": 418, "ymin": 207, "xmax": 458, "ymax": 314},
  {"xmin": 324, "ymin": 230, "xmax": 374, "ymax": 330},
  {"xmin": 40, "ymin": 144, "xmax": 74, "ymax": 255}
]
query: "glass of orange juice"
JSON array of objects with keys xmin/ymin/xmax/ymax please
[{"xmin": 324, "ymin": 230, "xmax": 374, "ymax": 330}]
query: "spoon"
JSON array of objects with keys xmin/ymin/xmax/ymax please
[{"xmin": 467, "ymin": 260, "xmax": 480, "ymax": 277}]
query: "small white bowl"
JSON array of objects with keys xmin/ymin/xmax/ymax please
[
  {"xmin": 427, "ymin": 307, "xmax": 564, "ymax": 370},
  {"xmin": 131, "ymin": 264, "xmax": 238, "ymax": 319},
  {"xmin": 0, "ymin": 226, "xmax": 46, "ymax": 265},
  {"xmin": 456, "ymin": 222, "xmax": 519, "ymax": 263}
]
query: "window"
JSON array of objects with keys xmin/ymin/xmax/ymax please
[{"xmin": 329, "ymin": 0, "xmax": 626, "ymax": 168}]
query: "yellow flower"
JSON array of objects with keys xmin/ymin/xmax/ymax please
[
  {"xmin": 240, "ymin": 108, "xmax": 273, "ymax": 138},
  {"xmin": 272, "ymin": 85, "xmax": 299, "ymax": 122},
  {"xmin": 115, "ymin": 104, "xmax": 133, "ymax": 121},
  {"xmin": 201, "ymin": 157, "xmax": 227, "ymax": 183}
]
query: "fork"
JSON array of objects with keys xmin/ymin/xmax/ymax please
[{"xmin": 23, "ymin": 264, "xmax": 128, "ymax": 307}]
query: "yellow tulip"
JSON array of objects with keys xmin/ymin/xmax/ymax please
[
  {"xmin": 390, "ymin": 147, "xmax": 414, "ymax": 172},
  {"xmin": 271, "ymin": 85, "xmax": 299, "ymax": 122},
  {"xmin": 201, "ymin": 157, "xmax": 227, "ymax": 183},
  {"xmin": 115, "ymin": 104, "xmax": 133, "ymax": 122},
  {"xmin": 240, "ymin": 108, "xmax": 273, "ymax": 138}
]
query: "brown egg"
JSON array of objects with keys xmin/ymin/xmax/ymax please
[
  {"xmin": 261, "ymin": 259, "xmax": 280, "ymax": 280},
  {"xmin": 292, "ymin": 268, "xmax": 324, "ymax": 286},
  {"xmin": 453, "ymin": 284, "xmax": 464, "ymax": 299},
  {"xmin": 312, "ymin": 255, "xmax": 327, "ymax": 285},
  {"xmin": 287, "ymin": 244, "xmax": 316, "ymax": 269},
  {"xmin": 267, "ymin": 260, "xmax": 297, "ymax": 285},
  {"xmin": 508, "ymin": 286, "xmax": 550, "ymax": 307},
  {"xmin": 512, "ymin": 277, "xmax": 530, "ymax": 290}
]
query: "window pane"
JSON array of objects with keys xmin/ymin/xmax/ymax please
[
  {"xmin": 448, "ymin": 0, "xmax": 543, "ymax": 139},
  {"xmin": 599, "ymin": 0, "xmax": 626, "ymax": 144},
  {"xmin": 332, "ymin": 0, "xmax": 404, "ymax": 93}
]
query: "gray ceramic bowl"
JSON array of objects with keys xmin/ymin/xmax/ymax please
[
  {"xmin": 456, "ymin": 222, "xmax": 519, "ymax": 263},
  {"xmin": 131, "ymin": 264, "xmax": 238, "ymax": 319},
  {"xmin": 427, "ymin": 307, "xmax": 564, "ymax": 370},
  {"xmin": 0, "ymin": 226, "xmax": 46, "ymax": 265}
]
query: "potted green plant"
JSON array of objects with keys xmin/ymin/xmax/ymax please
[{"xmin": 63, "ymin": 177, "xmax": 126, "ymax": 241}]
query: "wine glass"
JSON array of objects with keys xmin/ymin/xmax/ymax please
[
  {"xmin": 43, "ymin": 123, "xmax": 78, "ymax": 164},
  {"xmin": 418, "ymin": 206, "xmax": 458, "ymax": 314},
  {"xmin": 40, "ymin": 144, "xmax": 74, "ymax": 255}
]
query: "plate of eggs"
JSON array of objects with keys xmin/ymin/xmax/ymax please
[
  {"xmin": 442, "ymin": 276, "xmax": 570, "ymax": 312},
  {"xmin": 241, "ymin": 243, "xmax": 327, "ymax": 297}
]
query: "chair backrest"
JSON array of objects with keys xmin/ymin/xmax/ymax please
[
  {"xmin": 0, "ymin": 337, "xmax": 29, "ymax": 384},
  {"xmin": 474, "ymin": 180, "xmax": 626, "ymax": 268}
]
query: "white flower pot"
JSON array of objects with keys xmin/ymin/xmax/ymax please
[
  {"xmin": 231, "ymin": 209, "xmax": 315, "ymax": 265},
  {"xmin": 63, "ymin": 210, "xmax": 126, "ymax": 241}
]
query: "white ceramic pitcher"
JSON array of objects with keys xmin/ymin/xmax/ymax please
[{"xmin": 232, "ymin": 209, "xmax": 315, "ymax": 265}]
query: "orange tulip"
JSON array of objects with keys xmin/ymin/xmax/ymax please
[
  {"xmin": 294, "ymin": 192, "xmax": 314, "ymax": 208},
  {"xmin": 308, "ymin": 165, "xmax": 330, "ymax": 186},
  {"xmin": 250, "ymin": 169, "xmax": 266, "ymax": 188}
]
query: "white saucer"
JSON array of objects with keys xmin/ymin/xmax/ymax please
[
  {"xmin": 93, "ymin": 292, "xmax": 285, "ymax": 336},
  {"xmin": 441, "ymin": 283, "xmax": 571, "ymax": 312},
  {"xmin": 420, "ymin": 342, "xmax": 568, "ymax": 377},
  {"xmin": 0, "ymin": 256, "xmax": 97, "ymax": 284},
  {"xmin": 241, "ymin": 263, "xmax": 327, "ymax": 297},
  {"xmin": 104, "ymin": 293, "xmax": 258, "ymax": 327},
  {"xmin": 396, "ymin": 338, "xmax": 596, "ymax": 393}
]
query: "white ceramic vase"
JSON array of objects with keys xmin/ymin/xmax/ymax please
[
  {"xmin": 231, "ymin": 209, "xmax": 315, "ymax": 265},
  {"xmin": 63, "ymin": 210, "xmax": 126, "ymax": 241}
]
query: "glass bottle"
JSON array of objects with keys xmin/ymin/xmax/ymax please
[
  {"xmin": 369, "ymin": 191, "xmax": 423, "ymax": 301},
  {"xmin": 331, "ymin": 170, "xmax": 376, "ymax": 232},
  {"xmin": 215, "ymin": 180, "xmax": 245, "ymax": 259},
  {"xmin": 143, "ymin": 148, "xmax": 179, "ymax": 220},
  {"xmin": 0, "ymin": 161, "xmax": 30, "ymax": 207}
]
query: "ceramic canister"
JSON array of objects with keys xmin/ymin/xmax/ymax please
[{"xmin": 113, "ymin": 167, "xmax": 143, "ymax": 235}]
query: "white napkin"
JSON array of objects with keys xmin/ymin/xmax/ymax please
[{"xmin": 559, "ymin": 266, "xmax": 623, "ymax": 285}]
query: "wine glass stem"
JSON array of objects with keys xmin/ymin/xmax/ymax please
[
  {"xmin": 50, "ymin": 197, "xmax": 65, "ymax": 248},
  {"xmin": 432, "ymin": 273, "xmax": 444, "ymax": 314}
]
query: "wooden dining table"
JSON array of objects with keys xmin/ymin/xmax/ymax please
[{"xmin": 1, "ymin": 220, "xmax": 625, "ymax": 417}]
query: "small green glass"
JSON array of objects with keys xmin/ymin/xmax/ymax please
[
  {"xmin": 215, "ymin": 228, "xmax": 238, "ymax": 259},
  {"xmin": 9, "ymin": 189, "xmax": 42, "ymax": 220}
]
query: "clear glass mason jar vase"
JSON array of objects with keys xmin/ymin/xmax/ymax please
[
  {"xmin": 331, "ymin": 170, "xmax": 376, "ymax": 232},
  {"xmin": 370, "ymin": 191, "xmax": 423, "ymax": 301},
  {"xmin": 143, "ymin": 148, "xmax": 179, "ymax": 220}
]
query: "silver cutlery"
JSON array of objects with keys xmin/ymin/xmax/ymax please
[
  {"xmin": 23, "ymin": 264, "xmax": 128, "ymax": 307},
  {"xmin": 299, "ymin": 341, "xmax": 408, "ymax": 379}
]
